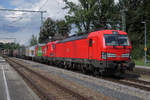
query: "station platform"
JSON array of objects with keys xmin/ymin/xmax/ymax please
[{"xmin": 0, "ymin": 57, "xmax": 40, "ymax": 100}]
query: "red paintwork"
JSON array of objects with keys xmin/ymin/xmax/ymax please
[
  {"xmin": 42, "ymin": 45, "xmax": 47, "ymax": 56},
  {"xmin": 37, "ymin": 30, "xmax": 132, "ymax": 62},
  {"xmin": 46, "ymin": 41, "xmax": 56, "ymax": 57},
  {"xmin": 55, "ymin": 38, "xmax": 89, "ymax": 59}
]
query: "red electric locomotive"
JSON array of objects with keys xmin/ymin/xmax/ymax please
[{"xmin": 36, "ymin": 30, "xmax": 135, "ymax": 75}]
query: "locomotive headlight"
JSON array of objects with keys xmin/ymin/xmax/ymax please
[
  {"xmin": 107, "ymin": 53, "xmax": 116, "ymax": 57},
  {"xmin": 101, "ymin": 52, "xmax": 107, "ymax": 59},
  {"xmin": 122, "ymin": 53, "xmax": 130, "ymax": 58},
  {"xmin": 101, "ymin": 52, "xmax": 116, "ymax": 59}
]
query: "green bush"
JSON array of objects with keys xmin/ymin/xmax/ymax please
[{"xmin": 131, "ymin": 45, "xmax": 144, "ymax": 59}]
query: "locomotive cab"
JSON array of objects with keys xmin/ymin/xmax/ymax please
[
  {"xmin": 103, "ymin": 31, "xmax": 135, "ymax": 73},
  {"xmin": 88, "ymin": 30, "xmax": 135, "ymax": 74},
  {"xmin": 103, "ymin": 31, "xmax": 134, "ymax": 73},
  {"xmin": 102, "ymin": 31, "xmax": 131, "ymax": 61}
]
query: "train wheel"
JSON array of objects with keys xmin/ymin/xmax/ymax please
[
  {"xmin": 81, "ymin": 65, "xmax": 86, "ymax": 73},
  {"xmin": 93, "ymin": 68, "xmax": 100, "ymax": 76}
]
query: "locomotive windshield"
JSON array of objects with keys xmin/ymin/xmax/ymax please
[{"xmin": 104, "ymin": 34, "xmax": 130, "ymax": 46}]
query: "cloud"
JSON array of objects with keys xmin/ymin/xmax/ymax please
[
  {"xmin": 0, "ymin": 0, "xmax": 88, "ymax": 45},
  {"xmin": 115, "ymin": 0, "xmax": 119, "ymax": 3},
  {"xmin": 32, "ymin": 0, "xmax": 67, "ymax": 20},
  {"xmin": 0, "ymin": 0, "xmax": 120, "ymax": 46},
  {"xmin": 10, "ymin": 0, "xmax": 36, "ymax": 8},
  {"xmin": 8, "ymin": 0, "xmax": 68, "ymax": 20}
]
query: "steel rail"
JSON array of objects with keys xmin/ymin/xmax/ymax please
[
  {"xmin": 6, "ymin": 56, "xmax": 150, "ymax": 92},
  {"xmin": 6, "ymin": 57, "xmax": 90, "ymax": 100},
  {"xmin": 101, "ymin": 77, "xmax": 150, "ymax": 91},
  {"xmin": 6, "ymin": 58, "xmax": 54, "ymax": 100}
]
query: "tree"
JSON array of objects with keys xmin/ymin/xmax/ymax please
[
  {"xmin": 117, "ymin": 0, "xmax": 150, "ymax": 59},
  {"xmin": 63, "ymin": 0, "xmax": 118, "ymax": 33},
  {"xmin": 39, "ymin": 17, "xmax": 71, "ymax": 42},
  {"xmin": 63, "ymin": 0, "xmax": 97, "ymax": 33},
  {"xmin": 39, "ymin": 17, "xmax": 56, "ymax": 43},
  {"xmin": 30, "ymin": 35, "xmax": 38, "ymax": 46},
  {"xmin": 0, "ymin": 43, "xmax": 21, "ymax": 50},
  {"xmin": 56, "ymin": 20, "xmax": 71, "ymax": 38}
]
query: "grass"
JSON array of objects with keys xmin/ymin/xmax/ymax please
[{"xmin": 134, "ymin": 59, "xmax": 150, "ymax": 67}]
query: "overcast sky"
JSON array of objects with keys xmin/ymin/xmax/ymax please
[{"xmin": 0, "ymin": 0, "xmax": 118, "ymax": 45}]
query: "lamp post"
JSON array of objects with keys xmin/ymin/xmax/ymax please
[{"xmin": 141, "ymin": 21, "xmax": 147, "ymax": 65}]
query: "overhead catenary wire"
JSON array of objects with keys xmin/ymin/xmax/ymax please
[
  {"xmin": 0, "ymin": 9, "xmax": 46, "ymax": 13},
  {"xmin": 39, "ymin": 0, "xmax": 49, "ymax": 10},
  {"xmin": 0, "ymin": 6, "xmax": 46, "ymax": 43},
  {"xmin": 0, "ymin": 8, "xmax": 46, "ymax": 27}
]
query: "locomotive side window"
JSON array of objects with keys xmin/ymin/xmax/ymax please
[{"xmin": 89, "ymin": 39, "xmax": 92, "ymax": 47}]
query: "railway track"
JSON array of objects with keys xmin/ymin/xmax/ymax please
[
  {"xmin": 6, "ymin": 57, "xmax": 150, "ymax": 94},
  {"xmin": 6, "ymin": 57, "xmax": 91, "ymax": 100},
  {"xmin": 124, "ymin": 78, "xmax": 150, "ymax": 85},
  {"xmin": 100, "ymin": 76, "xmax": 150, "ymax": 92},
  {"xmin": 117, "ymin": 79, "xmax": 150, "ymax": 91},
  {"xmin": 134, "ymin": 68, "xmax": 150, "ymax": 76}
]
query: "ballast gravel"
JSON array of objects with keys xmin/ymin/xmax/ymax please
[{"xmin": 18, "ymin": 58, "xmax": 150, "ymax": 100}]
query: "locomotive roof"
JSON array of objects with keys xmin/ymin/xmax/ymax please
[
  {"xmin": 56, "ymin": 33, "xmax": 89, "ymax": 43},
  {"xmin": 56, "ymin": 30, "xmax": 127, "ymax": 43}
]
